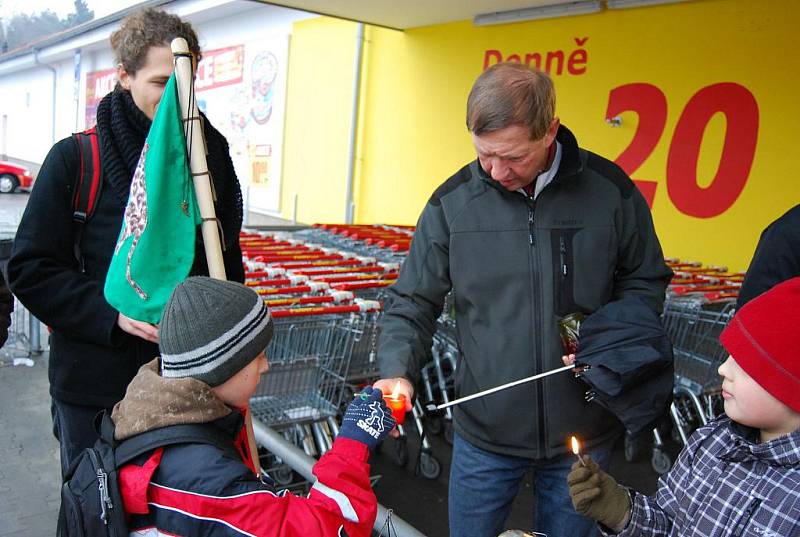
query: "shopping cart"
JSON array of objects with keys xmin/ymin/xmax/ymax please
[
  {"xmin": 250, "ymin": 301, "xmax": 381, "ymax": 483},
  {"xmin": 647, "ymin": 296, "xmax": 735, "ymax": 473}
]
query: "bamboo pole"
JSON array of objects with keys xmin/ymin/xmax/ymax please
[
  {"xmin": 171, "ymin": 37, "xmax": 261, "ymax": 476},
  {"xmin": 171, "ymin": 38, "xmax": 226, "ymax": 280}
]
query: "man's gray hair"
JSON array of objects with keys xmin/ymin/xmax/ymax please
[{"xmin": 466, "ymin": 63, "xmax": 556, "ymax": 141}]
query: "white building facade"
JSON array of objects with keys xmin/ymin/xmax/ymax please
[{"xmin": 0, "ymin": 0, "xmax": 314, "ymax": 215}]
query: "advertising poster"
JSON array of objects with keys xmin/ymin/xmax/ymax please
[
  {"xmin": 84, "ymin": 68, "xmax": 117, "ymax": 127},
  {"xmin": 197, "ymin": 37, "xmax": 289, "ymax": 214}
]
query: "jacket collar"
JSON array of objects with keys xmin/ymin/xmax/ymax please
[
  {"xmin": 472, "ymin": 124, "xmax": 584, "ymax": 194},
  {"xmin": 111, "ymin": 358, "xmax": 233, "ymax": 441},
  {"xmin": 718, "ymin": 417, "xmax": 800, "ymax": 467}
]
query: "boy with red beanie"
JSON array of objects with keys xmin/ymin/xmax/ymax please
[{"xmin": 566, "ymin": 276, "xmax": 800, "ymax": 536}]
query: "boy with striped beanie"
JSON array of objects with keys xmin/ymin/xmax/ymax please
[{"xmin": 111, "ymin": 276, "xmax": 395, "ymax": 536}]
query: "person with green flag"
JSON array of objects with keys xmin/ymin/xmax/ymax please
[
  {"xmin": 104, "ymin": 71, "xmax": 200, "ymax": 324},
  {"xmin": 7, "ymin": 8, "xmax": 245, "ymax": 479}
]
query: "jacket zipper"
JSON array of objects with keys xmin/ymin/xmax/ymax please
[
  {"xmin": 732, "ymin": 497, "xmax": 761, "ymax": 536},
  {"xmin": 524, "ymin": 192, "xmax": 546, "ymax": 456},
  {"xmin": 559, "ymin": 236, "xmax": 568, "ymax": 279},
  {"xmin": 88, "ymin": 448, "xmax": 114, "ymax": 525},
  {"xmin": 527, "ymin": 202, "xmax": 535, "ymax": 246}
]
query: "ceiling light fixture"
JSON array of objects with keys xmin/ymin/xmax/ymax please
[
  {"xmin": 607, "ymin": 0, "xmax": 692, "ymax": 9},
  {"xmin": 473, "ymin": 1, "xmax": 603, "ymax": 26}
]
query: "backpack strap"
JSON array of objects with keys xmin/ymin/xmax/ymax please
[
  {"xmin": 71, "ymin": 127, "xmax": 102, "ymax": 271},
  {"xmin": 97, "ymin": 412, "xmax": 241, "ymax": 468}
]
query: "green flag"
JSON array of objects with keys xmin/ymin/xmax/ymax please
[{"xmin": 104, "ymin": 73, "xmax": 200, "ymax": 323}]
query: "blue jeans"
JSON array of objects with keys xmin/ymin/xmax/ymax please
[
  {"xmin": 51, "ymin": 398, "xmax": 107, "ymax": 478},
  {"xmin": 448, "ymin": 432, "xmax": 615, "ymax": 537}
]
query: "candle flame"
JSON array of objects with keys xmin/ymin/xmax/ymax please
[
  {"xmin": 570, "ymin": 436, "xmax": 581, "ymax": 456},
  {"xmin": 391, "ymin": 380, "xmax": 402, "ymax": 399}
]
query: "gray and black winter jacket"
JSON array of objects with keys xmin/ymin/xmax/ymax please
[{"xmin": 378, "ymin": 125, "xmax": 672, "ymax": 459}]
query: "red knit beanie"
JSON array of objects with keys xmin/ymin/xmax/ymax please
[{"xmin": 720, "ymin": 276, "xmax": 800, "ymax": 413}]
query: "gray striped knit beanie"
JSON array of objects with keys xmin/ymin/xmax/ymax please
[{"xmin": 159, "ymin": 276, "xmax": 274, "ymax": 386}]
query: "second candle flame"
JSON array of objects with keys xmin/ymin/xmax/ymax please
[{"xmin": 391, "ymin": 380, "xmax": 402, "ymax": 399}]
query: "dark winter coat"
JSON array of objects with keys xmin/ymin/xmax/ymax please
[
  {"xmin": 7, "ymin": 88, "xmax": 244, "ymax": 408},
  {"xmin": 378, "ymin": 125, "xmax": 672, "ymax": 459},
  {"xmin": 737, "ymin": 204, "xmax": 800, "ymax": 308},
  {"xmin": 576, "ymin": 297, "xmax": 674, "ymax": 436},
  {"xmin": 113, "ymin": 360, "xmax": 378, "ymax": 537}
]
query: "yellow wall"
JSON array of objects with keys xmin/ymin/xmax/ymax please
[
  {"xmin": 281, "ymin": 17, "xmax": 357, "ymax": 224},
  {"xmin": 284, "ymin": 0, "xmax": 799, "ymax": 271}
]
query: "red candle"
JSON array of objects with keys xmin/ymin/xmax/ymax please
[{"xmin": 384, "ymin": 381, "xmax": 407, "ymax": 425}]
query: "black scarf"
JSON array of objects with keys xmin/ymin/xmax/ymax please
[{"xmin": 94, "ymin": 87, "xmax": 243, "ymax": 248}]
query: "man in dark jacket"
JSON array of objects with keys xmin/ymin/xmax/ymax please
[
  {"xmin": 737, "ymin": 203, "xmax": 800, "ymax": 308},
  {"xmin": 374, "ymin": 63, "xmax": 672, "ymax": 537},
  {"xmin": 7, "ymin": 8, "xmax": 244, "ymax": 478}
]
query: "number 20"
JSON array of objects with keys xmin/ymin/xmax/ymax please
[{"xmin": 606, "ymin": 82, "xmax": 759, "ymax": 218}]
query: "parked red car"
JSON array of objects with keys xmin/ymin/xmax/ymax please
[{"xmin": 0, "ymin": 161, "xmax": 34, "ymax": 193}]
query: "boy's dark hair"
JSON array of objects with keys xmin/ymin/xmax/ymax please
[
  {"xmin": 466, "ymin": 62, "xmax": 556, "ymax": 141},
  {"xmin": 110, "ymin": 8, "xmax": 201, "ymax": 75}
]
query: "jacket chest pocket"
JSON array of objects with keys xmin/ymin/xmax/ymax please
[
  {"xmin": 550, "ymin": 228, "xmax": 579, "ymax": 316},
  {"xmin": 550, "ymin": 226, "xmax": 615, "ymax": 316}
]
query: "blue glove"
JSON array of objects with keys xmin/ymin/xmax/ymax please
[{"xmin": 338, "ymin": 386, "xmax": 396, "ymax": 450}]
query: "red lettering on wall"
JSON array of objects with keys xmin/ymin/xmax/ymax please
[
  {"xmin": 482, "ymin": 38, "xmax": 589, "ymax": 75},
  {"xmin": 606, "ymin": 83, "xmax": 668, "ymax": 208},
  {"xmin": 567, "ymin": 49, "xmax": 587, "ymax": 75},
  {"xmin": 545, "ymin": 50, "xmax": 564, "ymax": 75},
  {"xmin": 605, "ymin": 82, "xmax": 760, "ymax": 215},
  {"xmin": 666, "ymin": 83, "xmax": 759, "ymax": 218},
  {"xmin": 483, "ymin": 49, "xmax": 503, "ymax": 70},
  {"xmin": 525, "ymin": 53, "xmax": 542, "ymax": 69}
]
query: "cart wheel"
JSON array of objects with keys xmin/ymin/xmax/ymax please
[
  {"xmin": 272, "ymin": 466, "xmax": 294, "ymax": 486},
  {"xmin": 419, "ymin": 452, "xmax": 442, "ymax": 480},
  {"xmin": 624, "ymin": 433, "xmax": 645, "ymax": 463},
  {"xmin": 425, "ymin": 415, "xmax": 443, "ymax": 436},
  {"xmin": 651, "ymin": 449, "xmax": 672, "ymax": 475},
  {"xmin": 394, "ymin": 435, "xmax": 409, "ymax": 467},
  {"xmin": 444, "ymin": 421, "xmax": 454, "ymax": 445}
]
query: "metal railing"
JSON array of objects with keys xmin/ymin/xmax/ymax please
[{"xmin": 251, "ymin": 418, "xmax": 427, "ymax": 537}]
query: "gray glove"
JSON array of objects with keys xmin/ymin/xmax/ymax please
[{"xmin": 567, "ymin": 455, "xmax": 630, "ymax": 530}]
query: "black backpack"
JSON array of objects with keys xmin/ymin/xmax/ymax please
[
  {"xmin": 57, "ymin": 411, "xmax": 237, "ymax": 537},
  {"xmin": 70, "ymin": 127, "xmax": 103, "ymax": 272}
]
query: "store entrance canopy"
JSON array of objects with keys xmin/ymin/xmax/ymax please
[{"xmin": 255, "ymin": 0, "xmax": 605, "ymax": 30}]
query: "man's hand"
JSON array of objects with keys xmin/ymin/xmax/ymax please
[
  {"xmin": 567, "ymin": 455, "xmax": 630, "ymax": 531},
  {"xmin": 373, "ymin": 377, "xmax": 414, "ymax": 410},
  {"xmin": 117, "ymin": 312, "xmax": 159, "ymax": 343},
  {"xmin": 372, "ymin": 377, "xmax": 414, "ymax": 437}
]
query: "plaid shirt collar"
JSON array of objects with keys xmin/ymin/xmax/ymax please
[{"xmin": 718, "ymin": 418, "xmax": 800, "ymax": 467}]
